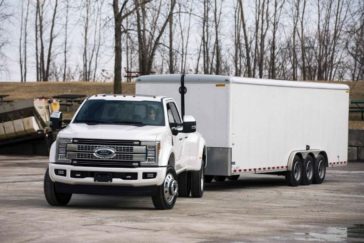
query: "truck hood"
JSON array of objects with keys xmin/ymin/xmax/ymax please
[{"xmin": 58, "ymin": 123, "xmax": 167, "ymax": 141}]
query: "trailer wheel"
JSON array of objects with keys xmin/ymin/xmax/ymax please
[
  {"xmin": 313, "ymin": 154, "xmax": 326, "ymax": 184},
  {"xmin": 215, "ymin": 176, "xmax": 226, "ymax": 182},
  {"xmin": 178, "ymin": 171, "xmax": 191, "ymax": 197},
  {"xmin": 228, "ymin": 175, "xmax": 240, "ymax": 181},
  {"xmin": 301, "ymin": 155, "xmax": 314, "ymax": 185},
  {"xmin": 152, "ymin": 167, "xmax": 178, "ymax": 210},
  {"xmin": 190, "ymin": 162, "xmax": 204, "ymax": 198},
  {"xmin": 44, "ymin": 169, "xmax": 72, "ymax": 206},
  {"xmin": 204, "ymin": 176, "xmax": 213, "ymax": 183},
  {"xmin": 286, "ymin": 155, "xmax": 303, "ymax": 186}
]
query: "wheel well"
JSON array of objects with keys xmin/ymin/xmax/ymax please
[
  {"xmin": 168, "ymin": 153, "xmax": 175, "ymax": 168},
  {"xmin": 307, "ymin": 152, "xmax": 316, "ymax": 161},
  {"xmin": 295, "ymin": 152, "xmax": 303, "ymax": 161},
  {"xmin": 202, "ymin": 147, "xmax": 207, "ymax": 167}
]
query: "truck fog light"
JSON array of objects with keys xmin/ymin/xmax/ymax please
[
  {"xmin": 55, "ymin": 169, "xmax": 66, "ymax": 177},
  {"xmin": 143, "ymin": 172, "xmax": 157, "ymax": 179}
]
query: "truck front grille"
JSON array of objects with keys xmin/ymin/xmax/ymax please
[{"xmin": 65, "ymin": 139, "xmax": 147, "ymax": 167}]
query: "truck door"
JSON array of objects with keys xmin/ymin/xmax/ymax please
[{"xmin": 167, "ymin": 102, "xmax": 185, "ymax": 171}]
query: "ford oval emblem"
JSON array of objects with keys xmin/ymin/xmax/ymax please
[{"xmin": 93, "ymin": 147, "xmax": 116, "ymax": 159}]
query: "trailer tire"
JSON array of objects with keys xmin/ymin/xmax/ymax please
[
  {"xmin": 152, "ymin": 167, "xmax": 178, "ymax": 210},
  {"xmin": 286, "ymin": 155, "xmax": 303, "ymax": 187},
  {"xmin": 301, "ymin": 155, "xmax": 314, "ymax": 185},
  {"xmin": 44, "ymin": 169, "xmax": 72, "ymax": 206},
  {"xmin": 178, "ymin": 171, "xmax": 191, "ymax": 197},
  {"xmin": 215, "ymin": 176, "xmax": 226, "ymax": 182},
  {"xmin": 313, "ymin": 154, "xmax": 326, "ymax": 184},
  {"xmin": 190, "ymin": 162, "xmax": 204, "ymax": 198},
  {"xmin": 204, "ymin": 176, "xmax": 213, "ymax": 183}
]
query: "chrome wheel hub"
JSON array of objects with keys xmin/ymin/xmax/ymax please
[{"xmin": 163, "ymin": 173, "xmax": 178, "ymax": 204}]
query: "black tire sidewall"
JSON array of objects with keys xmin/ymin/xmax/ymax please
[
  {"xmin": 313, "ymin": 155, "xmax": 326, "ymax": 184},
  {"xmin": 286, "ymin": 155, "xmax": 303, "ymax": 186},
  {"xmin": 191, "ymin": 162, "xmax": 204, "ymax": 198},
  {"xmin": 302, "ymin": 155, "xmax": 314, "ymax": 185},
  {"xmin": 152, "ymin": 166, "xmax": 178, "ymax": 209}
]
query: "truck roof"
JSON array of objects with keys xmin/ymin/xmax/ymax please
[
  {"xmin": 137, "ymin": 74, "xmax": 349, "ymax": 91},
  {"xmin": 88, "ymin": 94, "xmax": 165, "ymax": 102}
]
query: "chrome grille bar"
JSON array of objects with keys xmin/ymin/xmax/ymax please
[{"xmin": 67, "ymin": 144, "xmax": 146, "ymax": 154}]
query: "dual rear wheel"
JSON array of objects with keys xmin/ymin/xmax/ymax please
[
  {"xmin": 286, "ymin": 154, "xmax": 326, "ymax": 187},
  {"xmin": 177, "ymin": 162, "xmax": 205, "ymax": 198}
]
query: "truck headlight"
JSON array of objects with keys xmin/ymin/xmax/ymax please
[
  {"xmin": 140, "ymin": 141, "xmax": 160, "ymax": 167},
  {"xmin": 56, "ymin": 137, "xmax": 72, "ymax": 163}
]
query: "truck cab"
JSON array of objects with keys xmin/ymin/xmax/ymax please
[{"xmin": 44, "ymin": 94, "xmax": 206, "ymax": 209}]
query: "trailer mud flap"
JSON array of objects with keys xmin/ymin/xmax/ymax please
[{"xmin": 205, "ymin": 147, "xmax": 231, "ymax": 176}]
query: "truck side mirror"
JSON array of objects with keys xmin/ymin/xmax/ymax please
[
  {"xmin": 50, "ymin": 111, "xmax": 63, "ymax": 130},
  {"xmin": 183, "ymin": 115, "xmax": 196, "ymax": 133}
]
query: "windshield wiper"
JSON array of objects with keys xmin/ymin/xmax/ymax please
[
  {"xmin": 74, "ymin": 120, "xmax": 103, "ymax": 125},
  {"xmin": 111, "ymin": 121, "xmax": 146, "ymax": 127}
]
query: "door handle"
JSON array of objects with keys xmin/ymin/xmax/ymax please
[
  {"xmin": 179, "ymin": 138, "xmax": 183, "ymax": 141},
  {"xmin": 184, "ymin": 136, "xmax": 188, "ymax": 139}
]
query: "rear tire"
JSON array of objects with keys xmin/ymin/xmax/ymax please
[
  {"xmin": 152, "ymin": 167, "xmax": 178, "ymax": 210},
  {"xmin": 190, "ymin": 162, "xmax": 204, "ymax": 198},
  {"xmin": 44, "ymin": 169, "xmax": 72, "ymax": 206},
  {"xmin": 301, "ymin": 155, "xmax": 314, "ymax": 185},
  {"xmin": 178, "ymin": 171, "xmax": 191, "ymax": 197},
  {"xmin": 286, "ymin": 155, "xmax": 303, "ymax": 187},
  {"xmin": 313, "ymin": 154, "xmax": 326, "ymax": 184}
]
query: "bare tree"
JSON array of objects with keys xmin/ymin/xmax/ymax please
[
  {"xmin": 63, "ymin": 0, "xmax": 70, "ymax": 82},
  {"xmin": 212, "ymin": 0, "xmax": 222, "ymax": 74},
  {"xmin": 113, "ymin": 0, "xmax": 149, "ymax": 93},
  {"xmin": 35, "ymin": 0, "xmax": 59, "ymax": 82},
  {"xmin": 237, "ymin": 0, "xmax": 252, "ymax": 77},
  {"xmin": 134, "ymin": 0, "xmax": 176, "ymax": 75},
  {"xmin": 268, "ymin": 0, "xmax": 284, "ymax": 79},
  {"xmin": 0, "ymin": 0, "xmax": 12, "ymax": 76}
]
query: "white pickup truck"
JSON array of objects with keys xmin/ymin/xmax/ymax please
[{"xmin": 44, "ymin": 94, "xmax": 206, "ymax": 209}]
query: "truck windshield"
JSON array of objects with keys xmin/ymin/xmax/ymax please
[{"xmin": 73, "ymin": 100, "xmax": 165, "ymax": 126}]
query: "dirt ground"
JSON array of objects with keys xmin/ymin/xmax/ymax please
[
  {"xmin": 0, "ymin": 82, "xmax": 135, "ymax": 100},
  {"xmin": 0, "ymin": 155, "xmax": 363, "ymax": 242}
]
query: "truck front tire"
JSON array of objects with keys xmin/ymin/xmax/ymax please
[
  {"xmin": 286, "ymin": 155, "xmax": 303, "ymax": 187},
  {"xmin": 152, "ymin": 167, "xmax": 178, "ymax": 209},
  {"xmin": 44, "ymin": 168, "xmax": 72, "ymax": 206},
  {"xmin": 190, "ymin": 162, "xmax": 204, "ymax": 198}
]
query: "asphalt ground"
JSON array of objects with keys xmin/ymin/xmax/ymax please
[{"xmin": 0, "ymin": 155, "xmax": 363, "ymax": 242}]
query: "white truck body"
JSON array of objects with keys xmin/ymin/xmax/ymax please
[
  {"xmin": 45, "ymin": 94, "xmax": 206, "ymax": 209},
  {"xmin": 137, "ymin": 74, "xmax": 349, "ymax": 178}
]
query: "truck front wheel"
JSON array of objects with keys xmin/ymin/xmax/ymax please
[
  {"xmin": 190, "ymin": 162, "xmax": 204, "ymax": 198},
  {"xmin": 44, "ymin": 169, "xmax": 72, "ymax": 206},
  {"xmin": 286, "ymin": 155, "xmax": 303, "ymax": 187},
  {"xmin": 152, "ymin": 167, "xmax": 178, "ymax": 210}
]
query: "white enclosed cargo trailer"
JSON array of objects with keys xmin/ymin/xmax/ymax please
[{"xmin": 136, "ymin": 74, "xmax": 349, "ymax": 186}]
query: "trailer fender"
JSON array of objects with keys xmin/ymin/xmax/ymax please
[{"xmin": 287, "ymin": 150, "xmax": 324, "ymax": 171}]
